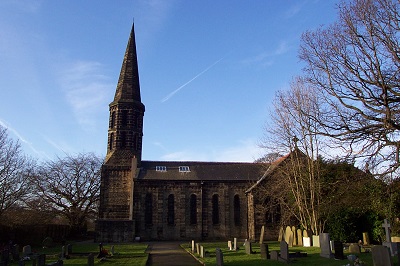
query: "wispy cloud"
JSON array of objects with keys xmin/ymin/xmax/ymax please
[
  {"xmin": 242, "ymin": 41, "xmax": 290, "ymax": 67},
  {"xmin": 58, "ymin": 61, "xmax": 112, "ymax": 130},
  {"xmin": 161, "ymin": 56, "xmax": 226, "ymax": 102},
  {"xmin": 284, "ymin": 1, "xmax": 307, "ymax": 18}
]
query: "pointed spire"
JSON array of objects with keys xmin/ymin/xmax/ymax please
[{"xmin": 113, "ymin": 23, "xmax": 142, "ymax": 104}]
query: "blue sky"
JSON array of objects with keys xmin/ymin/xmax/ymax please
[{"xmin": 0, "ymin": 0, "xmax": 339, "ymax": 162}]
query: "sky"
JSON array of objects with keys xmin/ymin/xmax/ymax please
[{"xmin": 0, "ymin": 0, "xmax": 340, "ymax": 163}]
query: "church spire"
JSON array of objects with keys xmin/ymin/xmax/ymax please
[
  {"xmin": 106, "ymin": 23, "xmax": 145, "ymax": 165},
  {"xmin": 113, "ymin": 23, "xmax": 142, "ymax": 104}
]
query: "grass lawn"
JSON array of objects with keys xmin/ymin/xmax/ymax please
[
  {"xmin": 10, "ymin": 242, "xmax": 148, "ymax": 266},
  {"xmin": 182, "ymin": 241, "xmax": 399, "ymax": 266}
]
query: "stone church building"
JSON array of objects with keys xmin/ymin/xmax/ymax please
[{"xmin": 95, "ymin": 24, "xmax": 290, "ymax": 242}]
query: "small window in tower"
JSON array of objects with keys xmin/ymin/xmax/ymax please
[
  {"xmin": 156, "ymin": 166, "xmax": 167, "ymax": 172},
  {"xmin": 110, "ymin": 111, "xmax": 116, "ymax": 128},
  {"xmin": 121, "ymin": 110, "xmax": 128, "ymax": 126},
  {"xmin": 179, "ymin": 166, "xmax": 190, "ymax": 172}
]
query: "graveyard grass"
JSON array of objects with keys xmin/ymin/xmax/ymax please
[
  {"xmin": 13, "ymin": 243, "xmax": 148, "ymax": 266},
  {"xmin": 182, "ymin": 241, "xmax": 399, "ymax": 266}
]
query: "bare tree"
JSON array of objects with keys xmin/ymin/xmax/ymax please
[
  {"xmin": 260, "ymin": 77, "xmax": 328, "ymax": 234},
  {"xmin": 299, "ymin": 0, "xmax": 400, "ymax": 175},
  {"xmin": 0, "ymin": 125, "xmax": 34, "ymax": 221},
  {"xmin": 29, "ymin": 153, "xmax": 102, "ymax": 234}
]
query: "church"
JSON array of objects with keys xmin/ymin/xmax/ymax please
[{"xmin": 95, "ymin": 23, "xmax": 287, "ymax": 242}]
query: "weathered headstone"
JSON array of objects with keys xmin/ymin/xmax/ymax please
[
  {"xmin": 312, "ymin": 235, "xmax": 320, "ymax": 247},
  {"xmin": 362, "ymin": 232, "xmax": 370, "ymax": 245},
  {"xmin": 12, "ymin": 244, "xmax": 20, "ymax": 261},
  {"xmin": 333, "ymin": 241, "xmax": 345, "ymax": 260},
  {"xmin": 244, "ymin": 240, "xmax": 252, "ymax": 255},
  {"xmin": 88, "ymin": 253, "xmax": 94, "ymax": 266},
  {"xmin": 233, "ymin": 238, "xmax": 237, "ymax": 251},
  {"xmin": 319, "ymin": 233, "xmax": 333, "ymax": 259},
  {"xmin": 216, "ymin": 248, "xmax": 224, "ymax": 266},
  {"xmin": 270, "ymin": 250, "xmax": 279, "ymax": 260},
  {"xmin": 60, "ymin": 246, "xmax": 65, "ymax": 259},
  {"xmin": 227, "ymin": 241, "xmax": 232, "ymax": 251},
  {"xmin": 279, "ymin": 240, "xmax": 289, "ymax": 262},
  {"xmin": 191, "ymin": 240, "xmax": 195, "ymax": 253},
  {"xmin": 200, "ymin": 245, "xmax": 205, "ymax": 258},
  {"xmin": 382, "ymin": 219, "xmax": 391, "ymax": 242},
  {"xmin": 196, "ymin": 243, "xmax": 200, "ymax": 255},
  {"xmin": 297, "ymin": 229, "xmax": 303, "ymax": 246},
  {"xmin": 22, "ymin": 245, "xmax": 31, "ymax": 257},
  {"xmin": 291, "ymin": 226, "xmax": 297, "ymax": 246},
  {"xmin": 260, "ymin": 243, "xmax": 269, "ymax": 259},
  {"xmin": 303, "ymin": 237, "xmax": 311, "ymax": 247},
  {"xmin": 259, "ymin": 225, "xmax": 265, "ymax": 244},
  {"xmin": 372, "ymin": 245, "xmax": 392, "ymax": 266},
  {"xmin": 278, "ymin": 227, "xmax": 284, "ymax": 241},
  {"xmin": 37, "ymin": 254, "xmax": 46, "ymax": 266},
  {"xmin": 348, "ymin": 243, "xmax": 361, "ymax": 254},
  {"xmin": 110, "ymin": 245, "xmax": 114, "ymax": 256},
  {"xmin": 284, "ymin": 226, "xmax": 293, "ymax": 247}
]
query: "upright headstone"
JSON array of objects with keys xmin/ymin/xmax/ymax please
[
  {"xmin": 278, "ymin": 227, "xmax": 284, "ymax": 241},
  {"xmin": 372, "ymin": 245, "xmax": 392, "ymax": 266},
  {"xmin": 303, "ymin": 237, "xmax": 311, "ymax": 247},
  {"xmin": 110, "ymin": 245, "xmax": 114, "ymax": 256},
  {"xmin": 312, "ymin": 235, "xmax": 320, "ymax": 247},
  {"xmin": 12, "ymin": 244, "xmax": 20, "ymax": 261},
  {"xmin": 297, "ymin": 229, "xmax": 303, "ymax": 246},
  {"xmin": 319, "ymin": 233, "xmax": 334, "ymax": 259},
  {"xmin": 191, "ymin": 240, "xmax": 195, "ymax": 253},
  {"xmin": 291, "ymin": 226, "xmax": 297, "ymax": 246},
  {"xmin": 259, "ymin": 225, "xmax": 265, "ymax": 244},
  {"xmin": 87, "ymin": 253, "xmax": 94, "ymax": 266},
  {"xmin": 362, "ymin": 232, "xmax": 370, "ymax": 245},
  {"xmin": 382, "ymin": 219, "xmax": 396, "ymax": 256},
  {"xmin": 244, "ymin": 240, "xmax": 252, "ymax": 255},
  {"xmin": 284, "ymin": 226, "xmax": 293, "ymax": 247},
  {"xmin": 233, "ymin": 238, "xmax": 237, "ymax": 251},
  {"xmin": 279, "ymin": 240, "xmax": 289, "ymax": 262},
  {"xmin": 22, "ymin": 245, "xmax": 31, "ymax": 257},
  {"xmin": 348, "ymin": 243, "xmax": 361, "ymax": 254},
  {"xmin": 333, "ymin": 241, "xmax": 345, "ymax": 260},
  {"xmin": 37, "ymin": 254, "xmax": 46, "ymax": 266},
  {"xmin": 60, "ymin": 246, "xmax": 65, "ymax": 259},
  {"xmin": 216, "ymin": 248, "xmax": 224, "ymax": 266},
  {"xmin": 227, "ymin": 241, "xmax": 232, "ymax": 251},
  {"xmin": 196, "ymin": 243, "xmax": 200, "ymax": 255},
  {"xmin": 200, "ymin": 245, "xmax": 205, "ymax": 258},
  {"xmin": 270, "ymin": 250, "xmax": 279, "ymax": 260},
  {"xmin": 260, "ymin": 243, "xmax": 268, "ymax": 260}
]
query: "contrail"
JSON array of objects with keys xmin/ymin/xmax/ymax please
[{"xmin": 161, "ymin": 56, "xmax": 226, "ymax": 103}]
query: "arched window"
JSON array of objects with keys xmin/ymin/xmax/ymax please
[
  {"xmin": 121, "ymin": 110, "xmax": 128, "ymax": 127},
  {"xmin": 120, "ymin": 131, "xmax": 126, "ymax": 148},
  {"xmin": 110, "ymin": 111, "xmax": 116, "ymax": 128},
  {"xmin": 190, "ymin": 194, "xmax": 197, "ymax": 224},
  {"xmin": 234, "ymin": 195, "xmax": 241, "ymax": 226},
  {"xmin": 167, "ymin": 194, "xmax": 174, "ymax": 225},
  {"xmin": 109, "ymin": 133, "xmax": 114, "ymax": 150},
  {"xmin": 212, "ymin": 194, "xmax": 219, "ymax": 224},
  {"xmin": 145, "ymin": 193, "xmax": 152, "ymax": 225}
]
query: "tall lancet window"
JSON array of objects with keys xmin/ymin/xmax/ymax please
[
  {"xmin": 234, "ymin": 194, "xmax": 241, "ymax": 226},
  {"xmin": 109, "ymin": 133, "xmax": 114, "ymax": 150},
  {"xmin": 110, "ymin": 111, "xmax": 116, "ymax": 128},
  {"xmin": 145, "ymin": 193, "xmax": 152, "ymax": 225},
  {"xmin": 212, "ymin": 194, "xmax": 219, "ymax": 224},
  {"xmin": 190, "ymin": 194, "xmax": 197, "ymax": 225},
  {"xmin": 167, "ymin": 194, "xmax": 175, "ymax": 225}
]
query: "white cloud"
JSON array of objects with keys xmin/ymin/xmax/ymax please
[{"xmin": 242, "ymin": 41, "xmax": 290, "ymax": 67}]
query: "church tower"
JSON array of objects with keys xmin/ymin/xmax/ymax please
[{"xmin": 96, "ymin": 23, "xmax": 144, "ymax": 242}]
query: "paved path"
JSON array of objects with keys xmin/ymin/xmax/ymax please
[{"xmin": 146, "ymin": 242, "xmax": 202, "ymax": 266}]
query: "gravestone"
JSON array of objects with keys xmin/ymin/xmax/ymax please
[
  {"xmin": 259, "ymin": 225, "xmax": 265, "ymax": 244},
  {"xmin": 200, "ymin": 245, "xmax": 205, "ymax": 258},
  {"xmin": 333, "ymin": 241, "xmax": 345, "ymax": 260},
  {"xmin": 22, "ymin": 245, "xmax": 31, "ymax": 257},
  {"xmin": 270, "ymin": 250, "xmax": 279, "ymax": 260},
  {"xmin": 233, "ymin": 238, "xmax": 237, "ymax": 251},
  {"xmin": 278, "ymin": 227, "xmax": 284, "ymax": 241},
  {"xmin": 362, "ymin": 232, "xmax": 370, "ymax": 245},
  {"xmin": 284, "ymin": 226, "xmax": 293, "ymax": 247},
  {"xmin": 37, "ymin": 254, "xmax": 46, "ymax": 266},
  {"xmin": 191, "ymin": 240, "xmax": 195, "ymax": 253},
  {"xmin": 87, "ymin": 253, "xmax": 94, "ymax": 266},
  {"xmin": 372, "ymin": 245, "xmax": 392, "ymax": 266},
  {"xmin": 260, "ymin": 243, "xmax": 269, "ymax": 259},
  {"xmin": 348, "ymin": 243, "xmax": 361, "ymax": 254},
  {"xmin": 319, "ymin": 233, "xmax": 333, "ymax": 258},
  {"xmin": 297, "ymin": 229, "xmax": 303, "ymax": 246},
  {"xmin": 60, "ymin": 246, "xmax": 65, "ymax": 259},
  {"xmin": 244, "ymin": 240, "xmax": 252, "ymax": 255},
  {"xmin": 42, "ymin": 237, "xmax": 54, "ymax": 248},
  {"xmin": 382, "ymin": 219, "xmax": 391, "ymax": 242},
  {"xmin": 381, "ymin": 219, "xmax": 396, "ymax": 256},
  {"xmin": 279, "ymin": 240, "xmax": 289, "ymax": 262},
  {"xmin": 12, "ymin": 244, "xmax": 20, "ymax": 261},
  {"xmin": 291, "ymin": 226, "xmax": 297, "ymax": 246},
  {"xmin": 196, "ymin": 243, "xmax": 200, "ymax": 255},
  {"xmin": 312, "ymin": 235, "xmax": 320, "ymax": 247},
  {"xmin": 216, "ymin": 248, "xmax": 224, "ymax": 266},
  {"xmin": 303, "ymin": 237, "xmax": 311, "ymax": 247},
  {"xmin": 227, "ymin": 241, "xmax": 232, "ymax": 251}
]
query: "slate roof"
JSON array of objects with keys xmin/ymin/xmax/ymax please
[{"xmin": 137, "ymin": 160, "xmax": 266, "ymax": 181}]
